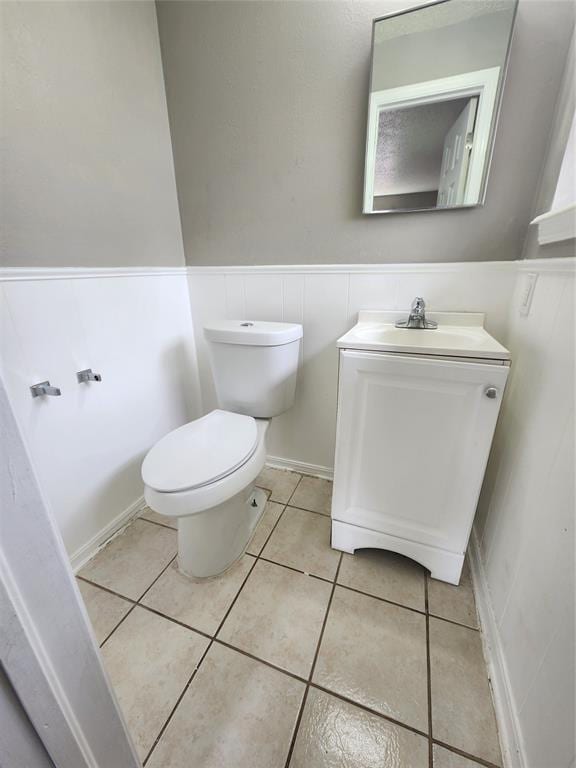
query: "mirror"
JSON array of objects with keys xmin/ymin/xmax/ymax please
[{"xmin": 363, "ymin": 0, "xmax": 517, "ymax": 214}]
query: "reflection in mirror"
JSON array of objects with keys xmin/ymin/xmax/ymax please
[{"xmin": 363, "ymin": 0, "xmax": 517, "ymax": 214}]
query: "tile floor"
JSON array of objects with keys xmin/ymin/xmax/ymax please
[{"xmin": 77, "ymin": 468, "xmax": 501, "ymax": 768}]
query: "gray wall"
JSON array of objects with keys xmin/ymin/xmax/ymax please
[
  {"xmin": 0, "ymin": 1, "xmax": 184, "ymax": 268},
  {"xmin": 523, "ymin": 31, "xmax": 575, "ymax": 260},
  {"xmin": 156, "ymin": 0, "xmax": 574, "ymax": 266}
]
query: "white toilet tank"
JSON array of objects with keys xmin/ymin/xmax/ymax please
[{"xmin": 204, "ymin": 321, "xmax": 303, "ymax": 417}]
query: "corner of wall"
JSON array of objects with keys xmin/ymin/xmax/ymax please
[{"xmin": 522, "ymin": 30, "xmax": 575, "ymax": 260}]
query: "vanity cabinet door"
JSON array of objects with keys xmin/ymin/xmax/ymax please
[{"xmin": 332, "ymin": 350, "xmax": 509, "ymax": 554}]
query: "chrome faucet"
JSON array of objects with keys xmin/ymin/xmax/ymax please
[
  {"xmin": 30, "ymin": 380, "xmax": 61, "ymax": 398},
  {"xmin": 395, "ymin": 297, "xmax": 438, "ymax": 329}
]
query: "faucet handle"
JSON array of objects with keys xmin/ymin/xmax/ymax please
[{"xmin": 411, "ymin": 296, "xmax": 425, "ymax": 310}]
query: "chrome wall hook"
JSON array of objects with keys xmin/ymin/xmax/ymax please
[
  {"xmin": 77, "ymin": 368, "xmax": 102, "ymax": 383},
  {"xmin": 30, "ymin": 381, "xmax": 61, "ymax": 398}
]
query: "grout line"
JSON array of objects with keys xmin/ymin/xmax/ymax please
[
  {"xmin": 257, "ymin": 555, "xmax": 334, "ymax": 583},
  {"xmin": 254, "ymin": 486, "xmax": 273, "ymax": 501},
  {"xmin": 76, "ymin": 575, "xmax": 137, "ymax": 604},
  {"xmin": 284, "ymin": 503, "xmax": 331, "ymax": 519},
  {"xmin": 213, "ymin": 638, "xmax": 307, "ymax": 686},
  {"xmin": 432, "ymin": 739, "xmax": 503, "ymax": 768},
  {"xmin": 99, "ymin": 554, "xmax": 178, "ymax": 648},
  {"xmin": 425, "ymin": 575, "xmax": 433, "ymax": 768},
  {"xmin": 308, "ymin": 681, "xmax": 430, "ymax": 741},
  {"xmin": 309, "ymin": 553, "xmax": 342, "ymax": 680},
  {"xmin": 138, "ymin": 604, "xmax": 212, "ymax": 642},
  {"xmin": 138, "ymin": 516, "xmax": 178, "ymax": 532},
  {"xmin": 99, "ymin": 604, "xmax": 138, "ymax": 648},
  {"xmin": 142, "ymin": 636, "xmax": 214, "ymax": 766},
  {"xmin": 286, "ymin": 687, "xmax": 310, "ymax": 767},
  {"xmin": 336, "ymin": 581, "xmax": 428, "ymax": 616},
  {"xmin": 428, "ymin": 612, "xmax": 479, "ymax": 632},
  {"xmin": 284, "ymin": 473, "xmax": 304, "ymax": 507},
  {"xmin": 283, "ymin": 551, "xmax": 343, "ymax": 768},
  {"xmin": 137, "ymin": 554, "xmax": 179, "ymax": 603},
  {"xmin": 323, "ymin": 575, "xmax": 479, "ymax": 633}
]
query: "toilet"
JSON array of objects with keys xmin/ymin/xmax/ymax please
[{"xmin": 141, "ymin": 320, "xmax": 303, "ymax": 578}]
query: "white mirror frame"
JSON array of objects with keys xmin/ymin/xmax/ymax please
[{"xmin": 364, "ymin": 66, "xmax": 500, "ymax": 214}]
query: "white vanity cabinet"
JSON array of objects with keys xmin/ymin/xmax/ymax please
[{"xmin": 331, "ymin": 346, "xmax": 509, "ymax": 584}]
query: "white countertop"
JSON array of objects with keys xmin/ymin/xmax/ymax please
[{"xmin": 337, "ymin": 311, "xmax": 511, "ymax": 361}]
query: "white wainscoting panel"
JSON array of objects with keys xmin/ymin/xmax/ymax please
[
  {"xmin": 188, "ymin": 262, "xmax": 517, "ymax": 473},
  {"xmin": 0, "ymin": 270, "xmax": 200, "ymax": 562},
  {"xmin": 474, "ymin": 257, "xmax": 575, "ymax": 768}
]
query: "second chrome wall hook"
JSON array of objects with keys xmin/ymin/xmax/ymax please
[{"xmin": 76, "ymin": 368, "xmax": 102, "ymax": 383}]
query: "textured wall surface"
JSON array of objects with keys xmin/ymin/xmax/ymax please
[
  {"xmin": 1, "ymin": 1, "xmax": 184, "ymax": 267},
  {"xmin": 156, "ymin": 0, "xmax": 573, "ymax": 266}
]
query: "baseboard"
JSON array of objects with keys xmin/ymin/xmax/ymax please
[
  {"xmin": 70, "ymin": 496, "xmax": 147, "ymax": 573},
  {"xmin": 266, "ymin": 455, "xmax": 333, "ymax": 480},
  {"xmin": 469, "ymin": 527, "xmax": 526, "ymax": 768}
]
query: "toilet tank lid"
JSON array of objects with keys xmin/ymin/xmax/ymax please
[{"xmin": 204, "ymin": 321, "xmax": 303, "ymax": 346}]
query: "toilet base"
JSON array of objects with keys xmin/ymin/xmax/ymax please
[{"xmin": 177, "ymin": 486, "xmax": 267, "ymax": 578}]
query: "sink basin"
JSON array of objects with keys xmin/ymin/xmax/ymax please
[
  {"xmin": 354, "ymin": 325, "xmax": 484, "ymax": 347},
  {"xmin": 338, "ymin": 311, "xmax": 510, "ymax": 361}
]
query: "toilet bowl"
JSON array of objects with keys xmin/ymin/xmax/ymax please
[
  {"xmin": 141, "ymin": 320, "xmax": 302, "ymax": 578},
  {"xmin": 142, "ymin": 411, "xmax": 269, "ymax": 577}
]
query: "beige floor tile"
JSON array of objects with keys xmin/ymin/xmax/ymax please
[
  {"xmin": 101, "ymin": 606, "xmax": 208, "ymax": 761},
  {"xmin": 147, "ymin": 643, "xmax": 305, "ymax": 768},
  {"xmin": 77, "ymin": 579, "xmax": 132, "ymax": 644},
  {"xmin": 218, "ymin": 559, "xmax": 332, "ymax": 678},
  {"xmin": 256, "ymin": 467, "xmax": 301, "ymax": 503},
  {"xmin": 140, "ymin": 507, "xmax": 178, "ymax": 530},
  {"xmin": 338, "ymin": 549, "xmax": 426, "ymax": 612},
  {"xmin": 246, "ymin": 500, "xmax": 285, "ymax": 555},
  {"xmin": 313, "ymin": 586, "xmax": 428, "ymax": 732},
  {"xmin": 433, "ymin": 744, "xmax": 486, "ymax": 768},
  {"xmin": 290, "ymin": 475, "xmax": 332, "ymax": 515},
  {"xmin": 430, "ymin": 617, "xmax": 501, "ymax": 765},
  {"xmin": 142, "ymin": 554, "xmax": 255, "ymax": 635},
  {"xmin": 262, "ymin": 506, "xmax": 340, "ymax": 580},
  {"xmin": 290, "ymin": 687, "xmax": 428, "ymax": 768},
  {"xmin": 428, "ymin": 559, "xmax": 478, "ymax": 628},
  {"xmin": 78, "ymin": 519, "xmax": 177, "ymax": 600}
]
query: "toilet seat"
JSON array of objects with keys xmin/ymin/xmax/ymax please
[{"xmin": 142, "ymin": 410, "xmax": 258, "ymax": 493}]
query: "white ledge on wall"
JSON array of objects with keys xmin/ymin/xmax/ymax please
[
  {"xmin": 530, "ymin": 203, "xmax": 576, "ymax": 245},
  {"xmin": 0, "ymin": 266, "xmax": 188, "ymax": 282},
  {"xmin": 186, "ymin": 261, "xmax": 519, "ymax": 275}
]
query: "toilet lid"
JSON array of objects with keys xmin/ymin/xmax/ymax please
[{"xmin": 142, "ymin": 410, "xmax": 258, "ymax": 493}]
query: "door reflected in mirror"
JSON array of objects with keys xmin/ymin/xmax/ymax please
[{"xmin": 364, "ymin": 0, "xmax": 517, "ymax": 214}]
